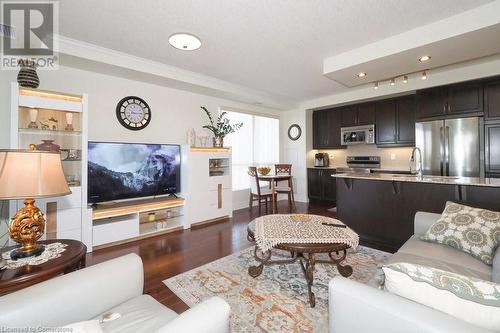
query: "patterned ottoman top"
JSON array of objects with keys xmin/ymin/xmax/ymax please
[{"xmin": 251, "ymin": 214, "xmax": 359, "ymax": 252}]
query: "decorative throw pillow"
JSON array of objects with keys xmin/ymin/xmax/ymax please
[
  {"xmin": 383, "ymin": 262, "xmax": 500, "ymax": 332},
  {"xmin": 422, "ymin": 201, "xmax": 500, "ymax": 265},
  {"xmin": 494, "ymin": 245, "xmax": 500, "ymax": 283}
]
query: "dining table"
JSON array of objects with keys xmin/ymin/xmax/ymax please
[{"xmin": 258, "ymin": 173, "xmax": 294, "ymax": 214}]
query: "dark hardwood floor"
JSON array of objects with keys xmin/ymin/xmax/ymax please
[{"xmin": 85, "ymin": 201, "xmax": 382, "ymax": 314}]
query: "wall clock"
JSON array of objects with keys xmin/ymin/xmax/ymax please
[
  {"xmin": 116, "ymin": 96, "xmax": 152, "ymax": 130},
  {"xmin": 288, "ymin": 124, "xmax": 302, "ymax": 141}
]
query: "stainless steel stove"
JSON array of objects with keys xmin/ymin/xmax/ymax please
[{"xmin": 336, "ymin": 156, "xmax": 381, "ymax": 173}]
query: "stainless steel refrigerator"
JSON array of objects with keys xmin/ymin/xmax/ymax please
[{"xmin": 415, "ymin": 117, "xmax": 483, "ymax": 177}]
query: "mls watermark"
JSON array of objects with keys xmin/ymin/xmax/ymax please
[{"xmin": 1, "ymin": 0, "xmax": 59, "ymax": 70}]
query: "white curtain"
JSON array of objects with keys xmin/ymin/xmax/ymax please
[{"xmin": 224, "ymin": 111, "xmax": 279, "ymax": 191}]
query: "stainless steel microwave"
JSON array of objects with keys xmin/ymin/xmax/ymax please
[{"xmin": 340, "ymin": 125, "xmax": 375, "ymax": 145}]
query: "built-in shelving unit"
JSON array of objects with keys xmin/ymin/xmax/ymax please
[
  {"xmin": 187, "ymin": 148, "xmax": 232, "ymax": 226},
  {"xmin": 9, "ymin": 83, "xmax": 89, "ymax": 247},
  {"xmin": 91, "ymin": 197, "xmax": 185, "ymax": 249}
]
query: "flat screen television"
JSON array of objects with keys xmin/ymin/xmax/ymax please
[{"xmin": 88, "ymin": 142, "xmax": 181, "ymax": 204}]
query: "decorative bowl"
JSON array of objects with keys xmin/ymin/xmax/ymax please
[{"xmin": 258, "ymin": 166, "xmax": 271, "ymax": 176}]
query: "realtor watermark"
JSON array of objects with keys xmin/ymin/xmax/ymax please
[
  {"xmin": 0, "ymin": 327, "xmax": 72, "ymax": 332},
  {"xmin": 1, "ymin": 0, "xmax": 59, "ymax": 70}
]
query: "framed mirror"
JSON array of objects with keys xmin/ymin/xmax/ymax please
[{"xmin": 287, "ymin": 124, "xmax": 302, "ymax": 141}]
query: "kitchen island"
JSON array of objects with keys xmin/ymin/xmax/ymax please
[{"xmin": 333, "ymin": 173, "xmax": 500, "ymax": 251}]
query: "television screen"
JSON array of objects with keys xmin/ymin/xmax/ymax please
[{"xmin": 88, "ymin": 142, "xmax": 180, "ymax": 204}]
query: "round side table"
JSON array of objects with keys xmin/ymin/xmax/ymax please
[{"xmin": 0, "ymin": 239, "xmax": 86, "ymax": 294}]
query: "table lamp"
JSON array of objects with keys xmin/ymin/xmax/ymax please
[{"xmin": 0, "ymin": 149, "xmax": 71, "ymax": 260}]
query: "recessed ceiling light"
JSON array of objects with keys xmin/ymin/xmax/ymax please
[
  {"xmin": 357, "ymin": 72, "xmax": 366, "ymax": 78},
  {"xmin": 403, "ymin": 75, "xmax": 408, "ymax": 84},
  {"xmin": 422, "ymin": 71, "xmax": 427, "ymax": 80},
  {"xmin": 168, "ymin": 33, "xmax": 201, "ymax": 51},
  {"xmin": 390, "ymin": 78, "xmax": 395, "ymax": 86},
  {"xmin": 419, "ymin": 55, "xmax": 431, "ymax": 62}
]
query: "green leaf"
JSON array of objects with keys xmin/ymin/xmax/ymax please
[{"xmin": 201, "ymin": 106, "xmax": 243, "ymax": 138}]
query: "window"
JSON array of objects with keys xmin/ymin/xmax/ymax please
[{"xmin": 223, "ymin": 110, "xmax": 279, "ymax": 191}]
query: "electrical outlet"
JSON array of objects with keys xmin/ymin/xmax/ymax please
[{"xmin": 390, "ymin": 153, "xmax": 396, "ymax": 160}]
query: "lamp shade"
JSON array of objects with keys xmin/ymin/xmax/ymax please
[{"xmin": 0, "ymin": 149, "xmax": 71, "ymax": 199}]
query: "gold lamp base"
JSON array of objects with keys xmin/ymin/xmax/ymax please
[
  {"xmin": 10, "ymin": 244, "xmax": 45, "ymax": 260},
  {"xmin": 8, "ymin": 198, "xmax": 46, "ymax": 260}
]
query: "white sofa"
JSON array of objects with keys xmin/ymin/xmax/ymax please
[
  {"xmin": 0, "ymin": 253, "xmax": 230, "ymax": 333},
  {"xmin": 329, "ymin": 212, "xmax": 496, "ymax": 333}
]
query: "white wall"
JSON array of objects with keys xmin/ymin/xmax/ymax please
[
  {"xmin": 0, "ymin": 65, "xmax": 282, "ymax": 216},
  {"xmin": 280, "ymin": 109, "xmax": 308, "ymax": 203},
  {"xmin": 2, "ymin": 66, "xmax": 279, "ymax": 144}
]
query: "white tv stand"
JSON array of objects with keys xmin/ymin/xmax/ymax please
[{"xmin": 91, "ymin": 197, "xmax": 185, "ymax": 250}]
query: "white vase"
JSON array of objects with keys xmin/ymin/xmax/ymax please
[
  {"xmin": 28, "ymin": 108, "xmax": 38, "ymax": 128},
  {"xmin": 187, "ymin": 128, "xmax": 197, "ymax": 147},
  {"xmin": 65, "ymin": 113, "xmax": 74, "ymax": 131}
]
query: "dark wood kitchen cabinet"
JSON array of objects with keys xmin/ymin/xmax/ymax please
[
  {"xmin": 485, "ymin": 121, "xmax": 500, "ymax": 174},
  {"xmin": 396, "ymin": 96, "xmax": 416, "ymax": 144},
  {"xmin": 307, "ymin": 168, "xmax": 336, "ymax": 202},
  {"xmin": 336, "ymin": 177, "xmax": 500, "ymax": 250},
  {"xmin": 375, "ymin": 96, "xmax": 415, "ymax": 147},
  {"xmin": 416, "ymin": 82, "xmax": 483, "ymax": 120},
  {"xmin": 485, "ymin": 80, "xmax": 500, "ymax": 120},
  {"xmin": 448, "ymin": 82, "xmax": 483, "ymax": 115},
  {"xmin": 340, "ymin": 106, "xmax": 357, "ymax": 127},
  {"xmin": 375, "ymin": 99, "xmax": 397, "ymax": 144},
  {"xmin": 340, "ymin": 103, "xmax": 375, "ymax": 127},
  {"xmin": 307, "ymin": 168, "xmax": 323, "ymax": 200},
  {"xmin": 312, "ymin": 109, "xmax": 344, "ymax": 149},
  {"xmin": 356, "ymin": 103, "xmax": 376, "ymax": 125},
  {"xmin": 312, "ymin": 110, "xmax": 329, "ymax": 148},
  {"xmin": 416, "ymin": 87, "xmax": 448, "ymax": 118}
]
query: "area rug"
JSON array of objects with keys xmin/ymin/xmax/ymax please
[{"xmin": 164, "ymin": 246, "xmax": 389, "ymax": 333}]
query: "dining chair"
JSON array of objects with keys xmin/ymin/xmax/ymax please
[
  {"xmin": 248, "ymin": 166, "xmax": 275, "ymax": 214},
  {"xmin": 274, "ymin": 164, "xmax": 296, "ymax": 212}
]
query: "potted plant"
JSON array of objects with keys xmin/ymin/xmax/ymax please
[{"xmin": 201, "ymin": 107, "xmax": 242, "ymax": 148}]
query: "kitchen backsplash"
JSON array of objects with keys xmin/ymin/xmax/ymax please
[{"xmin": 310, "ymin": 145, "xmax": 416, "ymax": 171}]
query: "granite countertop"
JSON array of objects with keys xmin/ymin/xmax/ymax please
[
  {"xmin": 332, "ymin": 172, "xmax": 500, "ymax": 188},
  {"xmin": 307, "ymin": 166, "xmax": 413, "ymax": 173},
  {"xmin": 307, "ymin": 166, "xmax": 338, "ymax": 169}
]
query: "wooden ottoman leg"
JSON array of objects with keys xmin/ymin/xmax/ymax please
[
  {"xmin": 248, "ymin": 246, "xmax": 271, "ymax": 278},
  {"xmin": 299, "ymin": 253, "xmax": 316, "ymax": 307},
  {"xmin": 329, "ymin": 250, "xmax": 353, "ymax": 278}
]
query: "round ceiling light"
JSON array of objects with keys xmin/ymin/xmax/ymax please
[
  {"xmin": 419, "ymin": 55, "xmax": 431, "ymax": 62},
  {"xmin": 357, "ymin": 72, "xmax": 366, "ymax": 78},
  {"xmin": 168, "ymin": 33, "xmax": 201, "ymax": 51}
]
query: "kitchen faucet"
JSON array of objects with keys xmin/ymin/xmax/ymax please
[{"xmin": 410, "ymin": 147, "xmax": 423, "ymax": 178}]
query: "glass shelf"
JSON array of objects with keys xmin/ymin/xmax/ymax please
[
  {"xmin": 209, "ymin": 158, "xmax": 230, "ymax": 177},
  {"xmin": 19, "ymin": 128, "xmax": 82, "ymax": 136},
  {"xmin": 18, "ymin": 106, "xmax": 83, "ymax": 187}
]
